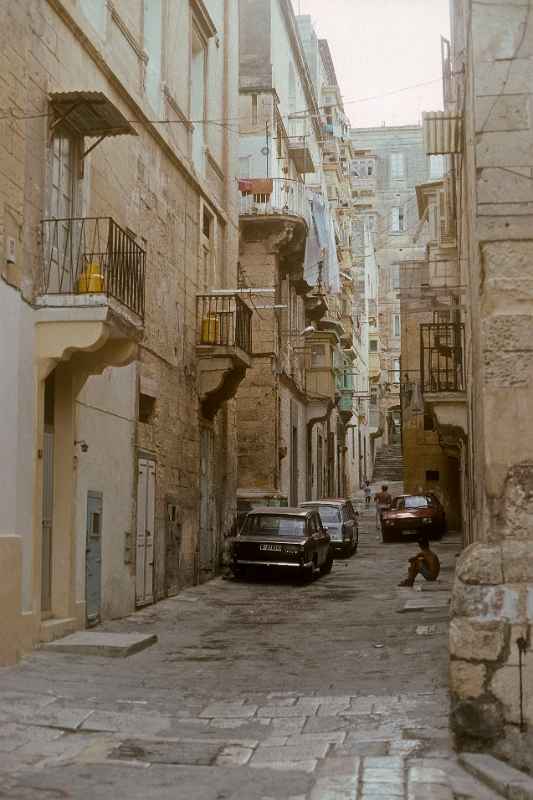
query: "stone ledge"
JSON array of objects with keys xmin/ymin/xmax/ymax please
[
  {"xmin": 460, "ymin": 753, "xmax": 533, "ymax": 800},
  {"xmin": 41, "ymin": 631, "xmax": 157, "ymax": 657}
]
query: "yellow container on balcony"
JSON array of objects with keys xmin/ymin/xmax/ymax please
[
  {"xmin": 201, "ymin": 315, "xmax": 220, "ymax": 345},
  {"xmin": 77, "ymin": 262, "xmax": 104, "ymax": 293}
]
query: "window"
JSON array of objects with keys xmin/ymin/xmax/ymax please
[
  {"xmin": 426, "ymin": 470, "xmax": 440, "ymax": 482},
  {"xmin": 393, "ymin": 314, "xmax": 401, "ymax": 337},
  {"xmin": 391, "ymin": 265, "xmax": 401, "ymax": 290},
  {"xmin": 191, "ymin": 25, "xmax": 207, "ymax": 175},
  {"xmin": 288, "ymin": 63, "xmax": 296, "ymax": 113},
  {"xmin": 424, "ymin": 413, "xmax": 435, "ymax": 431},
  {"xmin": 390, "ymin": 152, "xmax": 405, "ymax": 179},
  {"xmin": 239, "ymin": 156, "xmax": 251, "ymax": 179},
  {"xmin": 429, "ymin": 154, "xmax": 445, "ymax": 180},
  {"xmin": 393, "ymin": 357, "xmax": 401, "ymax": 383},
  {"xmin": 200, "ymin": 202, "xmax": 217, "ymax": 290},
  {"xmin": 369, "ymin": 339, "xmax": 378, "ymax": 353},
  {"xmin": 251, "ymin": 94, "xmax": 258, "ymax": 125},
  {"xmin": 391, "ymin": 206, "xmax": 405, "ymax": 233},
  {"xmin": 138, "ymin": 393, "xmax": 156, "ymax": 423}
]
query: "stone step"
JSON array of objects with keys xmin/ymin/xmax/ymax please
[{"xmin": 459, "ymin": 753, "xmax": 533, "ymax": 800}]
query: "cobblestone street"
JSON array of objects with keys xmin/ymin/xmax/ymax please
[{"xmin": 0, "ymin": 493, "xmax": 495, "ymax": 799}]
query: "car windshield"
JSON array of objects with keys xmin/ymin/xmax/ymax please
[
  {"xmin": 242, "ymin": 515, "xmax": 306, "ymax": 537},
  {"xmin": 396, "ymin": 496, "xmax": 430, "ymax": 510},
  {"xmin": 305, "ymin": 505, "xmax": 341, "ymax": 523}
]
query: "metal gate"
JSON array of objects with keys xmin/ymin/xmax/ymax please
[
  {"xmin": 136, "ymin": 459, "xmax": 155, "ymax": 606},
  {"xmin": 85, "ymin": 491, "xmax": 103, "ymax": 626}
]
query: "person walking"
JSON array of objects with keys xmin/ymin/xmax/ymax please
[
  {"xmin": 374, "ymin": 484, "xmax": 393, "ymax": 531},
  {"xmin": 363, "ymin": 480, "xmax": 372, "ymax": 506}
]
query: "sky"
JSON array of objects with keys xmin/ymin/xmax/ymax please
[{"xmin": 292, "ymin": 0, "xmax": 451, "ymax": 129}]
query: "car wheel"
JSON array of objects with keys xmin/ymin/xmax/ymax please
[
  {"xmin": 382, "ymin": 531, "xmax": 393, "ymax": 543},
  {"xmin": 320, "ymin": 548, "xmax": 334, "ymax": 574},
  {"xmin": 342, "ymin": 542, "xmax": 351, "ymax": 558},
  {"xmin": 300, "ymin": 562, "xmax": 315, "ymax": 583}
]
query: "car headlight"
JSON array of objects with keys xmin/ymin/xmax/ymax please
[
  {"xmin": 422, "ymin": 517, "xmax": 432, "ymax": 524},
  {"xmin": 384, "ymin": 520, "xmax": 394, "ymax": 526},
  {"xmin": 283, "ymin": 546, "xmax": 301, "ymax": 555}
]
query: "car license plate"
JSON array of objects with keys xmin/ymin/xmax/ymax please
[
  {"xmin": 260, "ymin": 544, "xmax": 282, "ymax": 552},
  {"xmin": 402, "ymin": 529, "xmax": 417, "ymax": 536}
]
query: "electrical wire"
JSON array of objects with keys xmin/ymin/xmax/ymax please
[{"xmin": 0, "ymin": 77, "xmax": 443, "ymax": 127}]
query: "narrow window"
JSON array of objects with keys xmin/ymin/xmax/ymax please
[
  {"xmin": 393, "ymin": 314, "xmax": 401, "ymax": 337},
  {"xmin": 390, "ymin": 152, "xmax": 405, "ymax": 179},
  {"xmin": 391, "ymin": 207, "xmax": 405, "ymax": 233},
  {"xmin": 369, "ymin": 339, "xmax": 378, "ymax": 353},
  {"xmin": 191, "ymin": 25, "xmax": 207, "ymax": 175},
  {"xmin": 251, "ymin": 94, "xmax": 258, "ymax": 125}
]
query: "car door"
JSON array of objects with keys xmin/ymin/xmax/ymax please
[
  {"xmin": 341, "ymin": 504, "xmax": 354, "ymax": 547},
  {"xmin": 347, "ymin": 501, "xmax": 359, "ymax": 544},
  {"xmin": 313, "ymin": 512, "xmax": 329, "ymax": 565}
]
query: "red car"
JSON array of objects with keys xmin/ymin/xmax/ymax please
[{"xmin": 380, "ymin": 494, "xmax": 447, "ymax": 543}]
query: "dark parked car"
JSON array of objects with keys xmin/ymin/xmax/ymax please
[
  {"xmin": 380, "ymin": 494, "xmax": 447, "ymax": 543},
  {"xmin": 299, "ymin": 499, "xmax": 359, "ymax": 557},
  {"xmin": 232, "ymin": 507, "xmax": 333, "ymax": 580}
]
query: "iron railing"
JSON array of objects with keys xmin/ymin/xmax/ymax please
[
  {"xmin": 196, "ymin": 293, "xmax": 252, "ymax": 355},
  {"xmin": 239, "ymin": 177, "xmax": 308, "ymax": 220},
  {"xmin": 41, "ymin": 216, "xmax": 146, "ymax": 317},
  {"xmin": 420, "ymin": 322, "xmax": 465, "ymax": 393}
]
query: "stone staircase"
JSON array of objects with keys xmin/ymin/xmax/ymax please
[{"xmin": 373, "ymin": 442, "xmax": 404, "ymax": 482}]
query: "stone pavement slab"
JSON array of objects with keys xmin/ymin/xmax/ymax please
[
  {"xmin": 0, "ymin": 496, "xmax": 467, "ymax": 798},
  {"xmin": 42, "ymin": 631, "xmax": 157, "ymax": 657},
  {"xmin": 399, "ymin": 593, "xmax": 450, "ymax": 613}
]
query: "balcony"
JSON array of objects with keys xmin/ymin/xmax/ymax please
[
  {"xmin": 239, "ymin": 178, "xmax": 308, "ymax": 220},
  {"xmin": 304, "ymin": 331, "xmax": 339, "ymax": 421},
  {"xmin": 287, "ymin": 116, "xmax": 316, "ymax": 174},
  {"xmin": 196, "ymin": 293, "xmax": 253, "ymax": 419},
  {"xmin": 420, "ymin": 322, "xmax": 467, "ymax": 437},
  {"xmin": 239, "ymin": 178, "xmax": 310, "ymax": 292},
  {"xmin": 35, "ymin": 216, "xmax": 145, "ymax": 377},
  {"xmin": 338, "ymin": 388, "xmax": 355, "ymax": 421}
]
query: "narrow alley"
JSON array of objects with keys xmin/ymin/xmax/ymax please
[{"xmin": 0, "ymin": 493, "xmax": 496, "ymax": 799}]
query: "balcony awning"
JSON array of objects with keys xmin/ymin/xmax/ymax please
[{"xmin": 49, "ymin": 91, "xmax": 137, "ymax": 139}]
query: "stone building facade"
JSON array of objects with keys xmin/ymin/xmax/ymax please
[
  {"xmin": 236, "ymin": 1, "xmax": 362, "ymax": 508},
  {"xmin": 409, "ymin": 0, "xmax": 533, "ymax": 770},
  {"xmin": 0, "ymin": 0, "xmax": 243, "ymax": 663},
  {"xmin": 350, "ymin": 126, "xmax": 433, "ymax": 463}
]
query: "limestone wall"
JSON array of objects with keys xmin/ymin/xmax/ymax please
[{"xmin": 449, "ymin": 0, "xmax": 533, "ymax": 768}]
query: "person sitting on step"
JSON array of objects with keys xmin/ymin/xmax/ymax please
[{"xmin": 398, "ymin": 535, "xmax": 440, "ymax": 587}]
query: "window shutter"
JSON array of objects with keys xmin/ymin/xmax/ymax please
[{"xmin": 391, "ymin": 207, "xmax": 400, "ymax": 232}]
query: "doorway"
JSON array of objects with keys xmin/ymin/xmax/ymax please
[
  {"xmin": 85, "ymin": 491, "xmax": 103, "ymax": 626},
  {"xmin": 41, "ymin": 373, "xmax": 55, "ymax": 617},
  {"xmin": 136, "ymin": 458, "xmax": 155, "ymax": 606},
  {"xmin": 199, "ymin": 428, "xmax": 215, "ymax": 576}
]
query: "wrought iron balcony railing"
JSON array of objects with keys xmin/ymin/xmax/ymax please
[
  {"xmin": 196, "ymin": 293, "xmax": 252, "ymax": 356},
  {"xmin": 239, "ymin": 177, "xmax": 308, "ymax": 221},
  {"xmin": 41, "ymin": 216, "xmax": 145, "ymax": 317},
  {"xmin": 420, "ymin": 322, "xmax": 465, "ymax": 393}
]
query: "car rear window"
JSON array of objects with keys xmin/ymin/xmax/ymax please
[
  {"xmin": 242, "ymin": 515, "xmax": 306, "ymax": 537},
  {"xmin": 402, "ymin": 496, "xmax": 431, "ymax": 509},
  {"xmin": 304, "ymin": 505, "xmax": 341, "ymax": 523}
]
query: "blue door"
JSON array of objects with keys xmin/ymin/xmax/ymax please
[{"xmin": 86, "ymin": 492, "xmax": 103, "ymax": 626}]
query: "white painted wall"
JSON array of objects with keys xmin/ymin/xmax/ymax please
[
  {"xmin": 74, "ymin": 363, "xmax": 137, "ymax": 620},
  {"xmin": 0, "ymin": 280, "xmax": 36, "ymax": 613}
]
